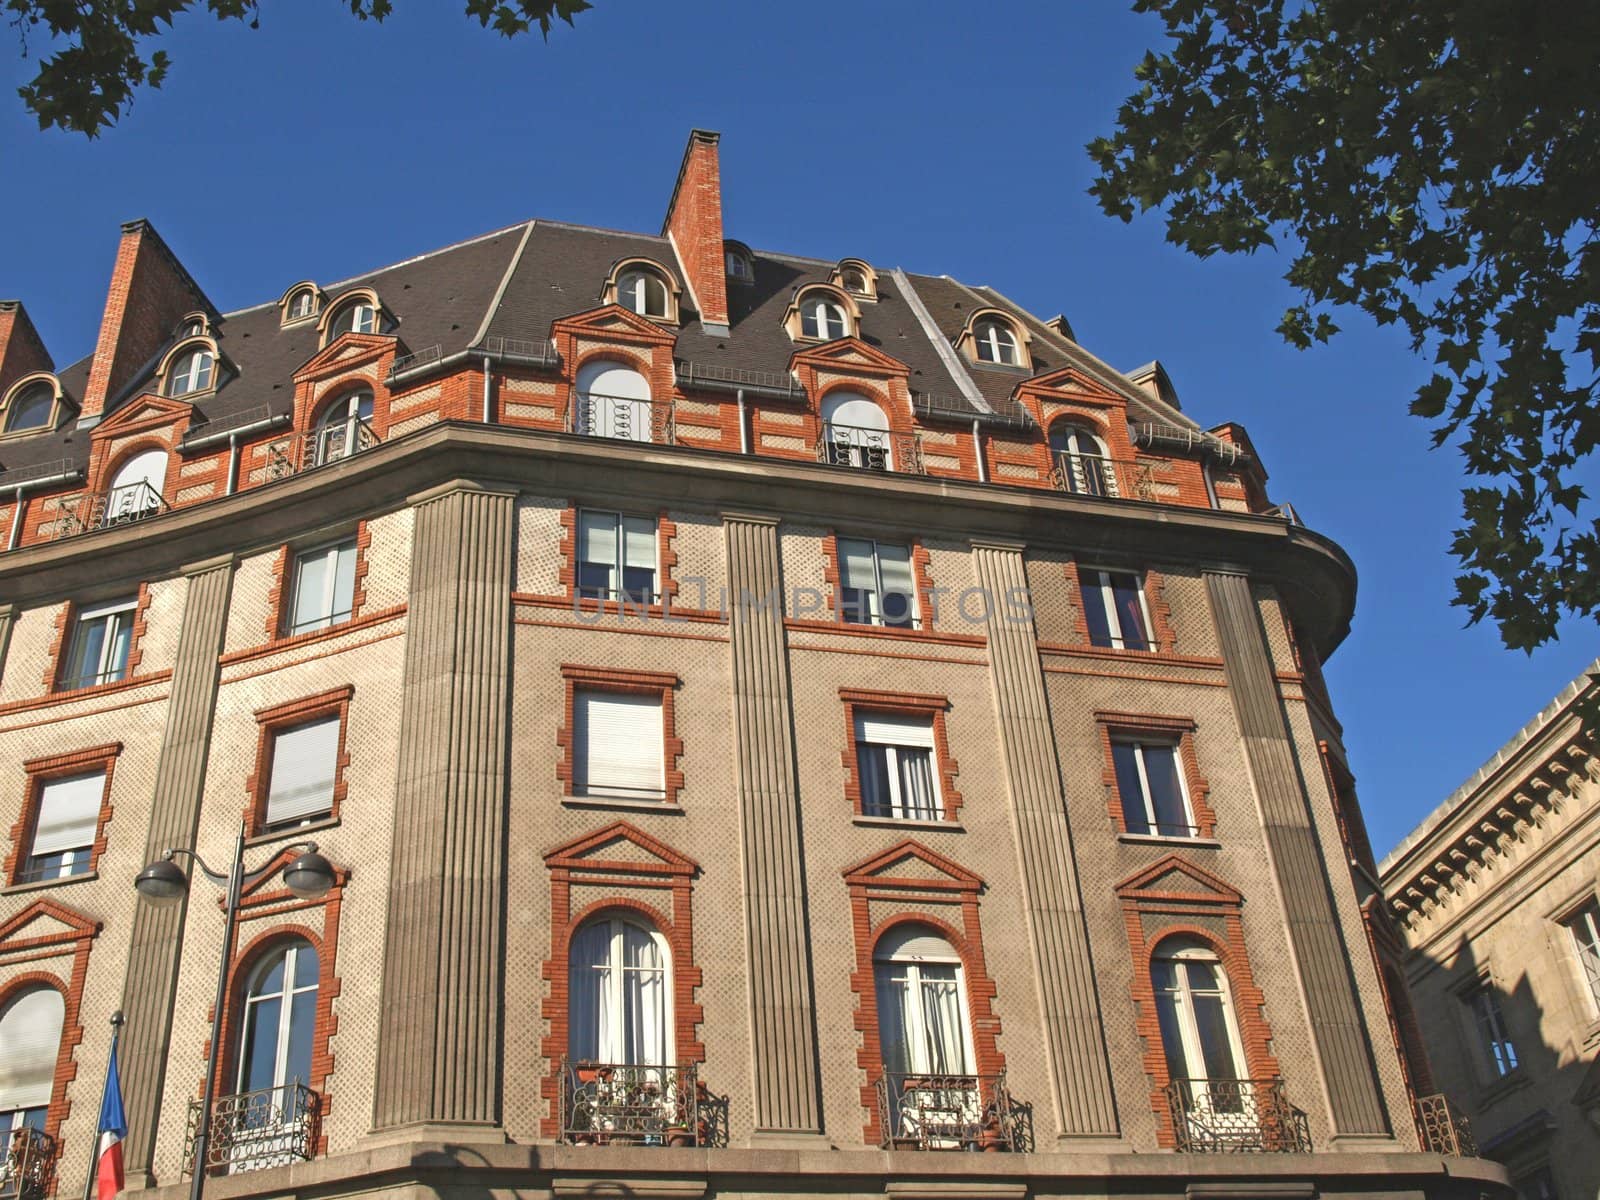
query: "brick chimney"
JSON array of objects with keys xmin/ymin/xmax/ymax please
[
  {"xmin": 0, "ymin": 301, "xmax": 53, "ymax": 396},
  {"xmin": 661, "ymin": 129, "xmax": 730, "ymax": 333},
  {"xmin": 80, "ymin": 219, "xmax": 216, "ymax": 428}
]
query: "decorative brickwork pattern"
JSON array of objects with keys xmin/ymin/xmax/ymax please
[
  {"xmin": 1093, "ymin": 711, "xmax": 1215, "ymax": 839},
  {"xmin": 843, "ymin": 841, "xmax": 1004, "ymax": 1147},
  {"xmin": 838, "ymin": 688, "xmax": 962, "ymax": 823},
  {"xmin": 555, "ymin": 665, "xmax": 684, "ymax": 807},
  {"xmin": 242, "ymin": 686, "xmax": 355, "ymax": 835},
  {"xmin": 1115, "ymin": 855, "xmax": 1279, "ymax": 1147},
  {"xmin": 538, "ymin": 823, "xmax": 703, "ymax": 1138}
]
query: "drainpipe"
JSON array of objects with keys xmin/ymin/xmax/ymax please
[
  {"xmin": 483, "ymin": 355, "xmax": 493, "ymax": 423},
  {"xmin": 6, "ymin": 488, "xmax": 23, "ymax": 552},
  {"xmin": 737, "ymin": 389, "xmax": 749, "ymax": 454},
  {"xmin": 225, "ymin": 434, "xmax": 240, "ymax": 496},
  {"xmin": 972, "ymin": 420, "xmax": 987, "ymax": 483}
]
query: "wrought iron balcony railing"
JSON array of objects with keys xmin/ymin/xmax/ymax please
[
  {"xmin": 569, "ymin": 392, "xmax": 676, "ymax": 444},
  {"xmin": 1166, "ymin": 1078, "xmax": 1311, "ymax": 1153},
  {"xmin": 875, "ymin": 1071, "xmax": 1018, "ymax": 1152},
  {"xmin": 184, "ymin": 1082, "xmax": 319, "ymax": 1176},
  {"xmin": 265, "ymin": 418, "xmax": 381, "ymax": 481},
  {"xmin": 1050, "ymin": 451, "xmax": 1156, "ymax": 502},
  {"xmin": 43, "ymin": 480, "xmax": 168, "ymax": 541},
  {"xmin": 0, "ymin": 1127, "xmax": 56, "ymax": 1200},
  {"xmin": 558, "ymin": 1059, "xmax": 701, "ymax": 1147},
  {"xmin": 1415, "ymin": 1092, "xmax": 1475, "ymax": 1156},
  {"xmin": 816, "ymin": 424, "xmax": 925, "ymax": 474}
]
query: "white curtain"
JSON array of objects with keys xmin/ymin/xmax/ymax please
[
  {"xmin": 918, "ymin": 966, "xmax": 969, "ymax": 1074},
  {"xmin": 568, "ymin": 922, "xmax": 611, "ymax": 1061},
  {"xmin": 570, "ymin": 919, "xmax": 668, "ymax": 1065},
  {"xmin": 622, "ymin": 923, "xmax": 666, "ymax": 1066},
  {"xmin": 873, "ymin": 964, "xmax": 912, "ymax": 1075},
  {"xmin": 898, "ymin": 751, "xmax": 938, "ymax": 820}
]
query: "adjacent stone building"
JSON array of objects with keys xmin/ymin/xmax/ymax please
[
  {"xmin": 0, "ymin": 130, "xmax": 1504, "ymax": 1199},
  {"xmin": 1381, "ymin": 662, "xmax": 1600, "ymax": 1200}
]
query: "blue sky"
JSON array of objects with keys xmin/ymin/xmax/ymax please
[{"xmin": 4, "ymin": 1, "xmax": 1596, "ymax": 856}]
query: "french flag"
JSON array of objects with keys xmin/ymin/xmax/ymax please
[{"xmin": 94, "ymin": 1036, "xmax": 126, "ymax": 1200}]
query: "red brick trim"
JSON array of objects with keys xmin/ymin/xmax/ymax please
[
  {"xmin": 243, "ymin": 686, "xmax": 354, "ymax": 836},
  {"xmin": 201, "ymin": 852, "xmax": 346, "ymax": 1163},
  {"xmin": 555, "ymin": 665, "xmax": 683, "ymax": 806},
  {"xmin": 0, "ymin": 898, "xmax": 99, "ymax": 1184},
  {"xmin": 539, "ymin": 822, "xmax": 703, "ymax": 1138},
  {"xmin": 1093, "ymin": 711, "xmax": 1215, "ymax": 839},
  {"xmin": 821, "ymin": 532, "xmax": 937, "ymax": 632},
  {"xmin": 1316, "ymin": 740, "xmax": 1377, "ymax": 877},
  {"xmin": 264, "ymin": 522, "xmax": 372, "ymax": 642},
  {"xmin": 557, "ymin": 503, "xmax": 681, "ymax": 616},
  {"xmin": 842, "ymin": 841, "xmax": 1001, "ymax": 1147},
  {"xmin": 1360, "ymin": 895, "xmax": 1434, "ymax": 1131},
  {"xmin": 44, "ymin": 584, "xmax": 152, "ymax": 696},
  {"xmin": 1114, "ymin": 856, "xmax": 1278, "ymax": 1148},
  {"xmin": 1065, "ymin": 559, "xmax": 1173, "ymax": 653},
  {"xmin": 5, "ymin": 743, "xmax": 122, "ymax": 886},
  {"xmin": 838, "ymin": 688, "xmax": 961, "ymax": 822}
]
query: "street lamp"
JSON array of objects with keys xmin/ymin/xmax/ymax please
[{"xmin": 134, "ymin": 821, "xmax": 336, "ymax": 1200}]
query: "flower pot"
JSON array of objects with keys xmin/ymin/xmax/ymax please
[{"xmin": 666, "ymin": 1124, "xmax": 691, "ymax": 1147}]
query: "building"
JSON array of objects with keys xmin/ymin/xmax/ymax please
[
  {"xmin": 1380, "ymin": 661, "xmax": 1600, "ymax": 1200},
  {"xmin": 0, "ymin": 130, "xmax": 1505, "ymax": 1199}
]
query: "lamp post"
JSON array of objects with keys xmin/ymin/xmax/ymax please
[{"xmin": 134, "ymin": 820, "xmax": 336, "ymax": 1200}]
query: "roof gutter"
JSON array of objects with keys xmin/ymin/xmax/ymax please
[
  {"xmin": 182, "ymin": 412, "xmax": 290, "ymax": 452},
  {"xmin": 4, "ymin": 467, "xmax": 84, "ymax": 551}
]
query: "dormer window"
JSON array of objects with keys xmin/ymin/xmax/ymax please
[
  {"xmin": 329, "ymin": 299, "xmax": 377, "ymax": 339},
  {"xmin": 831, "ymin": 259, "xmax": 878, "ymax": 300},
  {"xmin": 174, "ymin": 312, "xmax": 210, "ymax": 340},
  {"xmin": 618, "ymin": 269, "xmax": 671, "ymax": 319},
  {"xmin": 3, "ymin": 379, "xmax": 56, "ymax": 433},
  {"xmin": 802, "ymin": 295, "xmax": 849, "ymax": 341},
  {"xmin": 973, "ymin": 318, "xmax": 1019, "ymax": 365},
  {"xmin": 280, "ymin": 281, "xmax": 322, "ymax": 326},
  {"xmin": 165, "ymin": 347, "xmax": 215, "ymax": 397},
  {"xmin": 289, "ymin": 290, "xmax": 315, "ymax": 320},
  {"xmin": 725, "ymin": 245, "xmax": 754, "ymax": 282}
]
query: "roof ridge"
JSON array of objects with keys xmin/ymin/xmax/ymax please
[
  {"xmin": 470, "ymin": 220, "xmax": 536, "ymax": 347},
  {"xmin": 894, "ymin": 270, "xmax": 989, "ymax": 413}
]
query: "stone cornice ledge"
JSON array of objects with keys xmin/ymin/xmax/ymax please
[
  {"xmin": 0, "ymin": 422, "xmax": 1358, "ymax": 653},
  {"xmin": 120, "ymin": 1143, "xmax": 1512, "ymax": 1200}
]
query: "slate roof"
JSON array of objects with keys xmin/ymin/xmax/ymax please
[{"xmin": 0, "ymin": 215, "xmax": 1205, "ymax": 481}]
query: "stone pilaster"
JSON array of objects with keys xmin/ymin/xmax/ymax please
[
  {"xmin": 373, "ymin": 483, "xmax": 514, "ymax": 1133},
  {"xmin": 1205, "ymin": 569, "xmax": 1390, "ymax": 1137},
  {"xmin": 116, "ymin": 555, "xmax": 235, "ymax": 1182},
  {"xmin": 723, "ymin": 512, "xmax": 823, "ymax": 1138},
  {"xmin": 0, "ymin": 604, "xmax": 14, "ymax": 691},
  {"xmin": 970, "ymin": 540, "xmax": 1121, "ymax": 1141}
]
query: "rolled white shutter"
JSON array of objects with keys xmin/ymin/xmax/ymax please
[
  {"xmin": 855, "ymin": 712, "xmax": 934, "ymax": 748},
  {"xmin": 0, "ymin": 988, "xmax": 64, "ymax": 1110},
  {"xmin": 838, "ymin": 539, "xmax": 876, "ymax": 591},
  {"xmin": 575, "ymin": 691, "xmax": 663, "ymax": 796},
  {"xmin": 30, "ymin": 772, "xmax": 103, "ymax": 855},
  {"xmin": 266, "ymin": 716, "xmax": 341, "ymax": 824},
  {"xmin": 580, "ymin": 512, "xmax": 617, "ymax": 567}
]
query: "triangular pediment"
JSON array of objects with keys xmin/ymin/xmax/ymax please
[
  {"xmin": 1115, "ymin": 854, "xmax": 1242, "ymax": 904},
  {"xmin": 0, "ymin": 898, "xmax": 99, "ymax": 949},
  {"xmin": 790, "ymin": 337, "xmax": 908, "ymax": 377},
  {"xmin": 293, "ymin": 333, "xmax": 396, "ymax": 383},
  {"xmin": 544, "ymin": 821, "xmax": 696, "ymax": 876},
  {"xmin": 844, "ymin": 840, "xmax": 982, "ymax": 890},
  {"xmin": 553, "ymin": 304, "xmax": 678, "ymax": 345},
  {"xmin": 1023, "ymin": 365, "xmax": 1128, "ymax": 405},
  {"xmin": 236, "ymin": 846, "xmax": 350, "ymax": 901},
  {"xmin": 91, "ymin": 392, "xmax": 192, "ymax": 441}
]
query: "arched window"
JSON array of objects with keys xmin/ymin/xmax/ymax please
[
  {"xmin": 0, "ymin": 986, "xmax": 62, "ymax": 1141},
  {"xmin": 4, "ymin": 382, "xmax": 55, "ymax": 433},
  {"xmin": 840, "ymin": 267, "xmax": 868, "ymax": 295},
  {"xmin": 724, "ymin": 247, "xmax": 753, "ymax": 281},
  {"xmin": 165, "ymin": 347, "xmax": 215, "ymax": 397},
  {"xmin": 313, "ymin": 390, "xmax": 374, "ymax": 465},
  {"xmin": 800, "ymin": 294, "xmax": 849, "ymax": 341},
  {"xmin": 236, "ymin": 939, "xmax": 319, "ymax": 1101},
  {"xmin": 327, "ymin": 298, "xmax": 377, "ymax": 341},
  {"xmin": 287, "ymin": 290, "xmax": 315, "ymax": 321},
  {"xmin": 972, "ymin": 318, "xmax": 1019, "ymax": 366},
  {"xmin": 1152, "ymin": 937, "xmax": 1248, "ymax": 1089},
  {"xmin": 820, "ymin": 391, "xmax": 891, "ymax": 471},
  {"xmin": 106, "ymin": 448, "xmax": 167, "ymax": 522},
  {"xmin": 575, "ymin": 360, "xmax": 654, "ymax": 443},
  {"xmin": 1049, "ymin": 424, "xmax": 1114, "ymax": 497},
  {"xmin": 569, "ymin": 915, "xmax": 670, "ymax": 1066},
  {"xmin": 874, "ymin": 925, "xmax": 974, "ymax": 1078},
  {"xmin": 617, "ymin": 270, "xmax": 670, "ymax": 319}
]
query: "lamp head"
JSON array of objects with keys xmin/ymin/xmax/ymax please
[
  {"xmin": 134, "ymin": 857, "xmax": 189, "ymax": 904},
  {"xmin": 282, "ymin": 847, "xmax": 336, "ymax": 899}
]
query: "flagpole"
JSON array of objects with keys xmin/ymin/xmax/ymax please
[{"xmin": 83, "ymin": 1011, "xmax": 123, "ymax": 1200}]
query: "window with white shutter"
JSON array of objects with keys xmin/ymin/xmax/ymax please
[
  {"xmin": 264, "ymin": 716, "xmax": 341, "ymax": 828},
  {"xmin": 577, "ymin": 510, "xmax": 657, "ymax": 603},
  {"xmin": 288, "ymin": 539, "xmax": 358, "ymax": 635},
  {"xmin": 837, "ymin": 537, "xmax": 917, "ymax": 628},
  {"xmin": 0, "ymin": 987, "xmax": 63, "ymax": 1132},
  {"xmin": 21, "ymin": 772, "xmax": 104, "ymax": 883},
  {"xmin": 574, "ymin": 690, "xmax": 664, "ymax": 800}
]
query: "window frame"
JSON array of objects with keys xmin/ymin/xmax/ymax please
[
  {"xmin": 1462, "ymin": 979, "xmax": 1520, "ymax": 1081},
  {"xmin": 1562, "ymin": 897, "xmax": 1600, "ymax": 1019},
  {"xmin": 164, "ymin": 345, "xmax": 216, "ymax": 398},
  {"xmin": 1078, "ymin": 565, "xmax": 1154, "ymax": 651},
  {"xmin": 283, "ymin": 537, "xmax": 360, "ymax": 637},
  {"xmin": 841, "ymin": 689, "xmax": 961, "ymax": 825},
  {"xmin": 2, "ymin": 378, "xmax": 57, "ymax": 435},
  {"xmin": 575, "ymin": 509, "xmax": 659, "ymax": 605},
  {"xmin": 234, "ymin": 937, "xmax": 320, "ymax": 1097},
  {"xmin": 616, "ymin": 269, "xmax": 672, "ymax": 319},
  {"xmin": 1095, "ymin": 711, "xmax": 1213, "ymax": 841},
  {"xmin": 1050, "ymin": 424, "xmax": 1116, "ymax": 497},
  {"xmin": 8, "ymin": 743, "xmax": 120, "ymax": 887},
  {"xmin": 248, "ymin": 687, "xmax": 354, "ymax": 837},
  {"xmin": 800, "ymin": 295, "xmax": 850, "ymax": 341},
  {"xmin": 558, "ymin": 666, "xmax": 683, "ymax": 808},
  {"xmin": 1112, "ymin": 738, "xmax": 1198, "ymax": 839},
  {"xmin": 872, "ymin": 926, "xmax": 977, "ymax": 1078},
  {"xmin": 58, "ymin": 596, "xmax": 139, "ymax": 691},
  {"xmin": 0, "ymin": 985, "xmax": 65, "ymax": 1138},
  {"xmin": 567, "ymin": 913, "xmax": 675, "ymax": 1066},
  {"xmin": 1151, "ymin": 938, "xmax": 1251, "ymax": 1085},
  {"xmin": 833, "ymin": 536, "xmax": 921, "ymax": 630},
  {"xmin": 973, "ymin": 318, "xmax": 1020, "ymax": 366}
]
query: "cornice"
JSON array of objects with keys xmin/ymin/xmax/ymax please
[{"xmin": 0, "ymin": 422, "xmax": 1358, "ymax": 651}]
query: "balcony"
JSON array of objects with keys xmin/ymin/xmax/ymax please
[
  {"xmin": 875, "ymin": 1071, "xmax": 1020, "ymax": 1152},
  {"xmin": 569, "ymin": 392, "xmax": 676, "ymax": 444},
  {"xmin": 1165, "ymin": 1078, "xmax": 1311, "ymax": 1153},
  {"xmin": 816, "ymin": 424, "xmax": 925, "ymax": 475},
  {"xmin": 1415, "ymin": 1092, "xmax": 1476, "ymax": 1155},
  {"xmin": 0, "ymin": 1128, "xmax": 55, "ymax": 1200},
  {"xmin": 184, "ymin": 1082, "xmax": 320, "ymax": 1176},
  {"xmin": 265, "ymin": 419, "xmax": 381, "ymax": 481},
  {"xmin": 1050, "ymin": 450, "xmax": 1155, "ymax": 501},
  {"xmin": 558, "ymin": 1059, "xmax": 703, "ymax": 1147},
  {"xmin": 44, "ymin": 480, "xmax": 167, "ymax": 541}
]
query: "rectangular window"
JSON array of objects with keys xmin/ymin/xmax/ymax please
[
  {"xmin": 1468, "ymin": 986, "xmax": 1519, "ymax": 1077},
  {"xmin": 856, "ymin": 712, "xmax": 941, "ymax": 821},
  {"xmin": 838, "ymin": 537, "xmax": 916, "ymax": 628},
  {"xmin": 1112, "ymin": 740, "xmax": 1195, "ymax": 837},
  {"xmin": 1079, "ymin": 568, "xmax": 1151, "ymax": 650},
  {"xmin": 1564, "ymin": 898, "xmax": 1600, "ymax": 1016},
  {"xmin": 288, "ymin": 539, "xmax": 357, "ymax": 635},
  {"xmin": 60, "ymin": 598, "xmax": 136, "ymax": 689},
  {"xmin": 263, "ymin": 716, "xmax": 341, "ymax": 829},
  {"xmin": 21, "ymin": 771, "xmax": 104, "ymax": 882},
  {"xmin": 573, "ymin": 689, "xmax": 664, "ymax": 800},
  {"xmin": 577, "ymin": 510, "xmax": 657, "ymax": 604}
]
